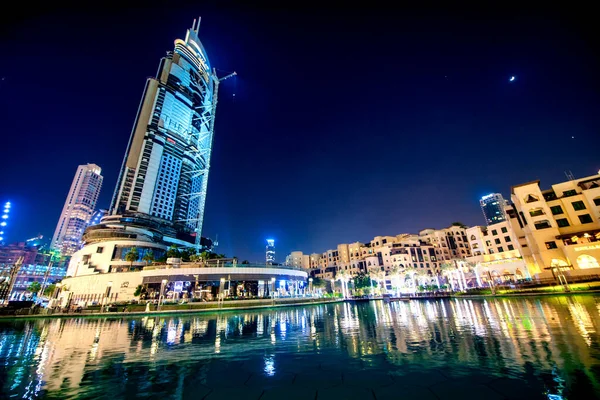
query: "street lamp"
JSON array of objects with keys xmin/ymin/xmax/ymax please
[
  {"xmin": 104, "ymin": 281, "xmax": 113, "ymax": 310},
  {"xmin": 270, "ymin": 277, "xmax": 276, "ymax": 302},
  {"xmin": 158, "ymin": 279, "xmax": 168, "ymax": 310},
  {"xmin": 219, "ymin": 277, "xmax": 226, "ymax": 301}
]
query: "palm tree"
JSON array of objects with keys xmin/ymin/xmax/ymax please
[
  {"xmin": 142, "ymin": 250, "xmax": 154, "ymax": 266},
  {"xmin": 336, "ymin": 268, "xmax": 351, "ymax": 298},
  {"xmin": 371, "ymin": 270, "xmax": 387, "ymax": 294},
  {"xmin": 125, "ymin": 247, "xmax": 139, "ymax": 270},
  {"xmin": 389, "ymin": 265, "xmax": 403, "ymax": 296},
  {"xmin": 411, "ymin": 269, "xmax": 429, "ymax": 292},
  {"xmin": 166, "ymin": 245, "xmax": 180, "ymax": 259}
]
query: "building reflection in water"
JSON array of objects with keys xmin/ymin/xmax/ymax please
[{"xmin": 1, "ymin": 296, "xmax": 599, "ymax": 398}]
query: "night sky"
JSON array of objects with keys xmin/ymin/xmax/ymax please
[{"xmin": 0, "ymin": 4, "xmax": 598, "ymax": 262}]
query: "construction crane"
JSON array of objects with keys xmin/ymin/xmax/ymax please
[{"xmin": 218, "ymin": 71, "xmax": 237, "ymax": 82}]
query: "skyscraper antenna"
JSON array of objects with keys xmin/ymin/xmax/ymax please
[
  {"xmin": 196, "ymin": 16, "xmax": 201, "ymax": 33},
  {"xmin": 192, "ymin": 18, "xmax": 197, "ymax": 31}
]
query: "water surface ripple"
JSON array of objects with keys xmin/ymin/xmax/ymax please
[{"xmin": 1, "ymin": 296, "xmax": 599, "ymax": 399}]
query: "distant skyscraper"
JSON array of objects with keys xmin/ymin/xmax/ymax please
[
  {"xmin": 0, "ymin": 201, "xmax": 10, "ymax": 244},
  {"xmin": 110, "ymin": 18, "xmax": 234, "ymax": 246},
  {"xmin": 266, "ymin": 239, "xmax": 275, "ymax": 265},
  {"xmin": 480, "ymin": 193, "xmax": 507, "ymax": 226},
  {"xmin": 51, "ymin": 164, "xmax": 103, "ymax": 256}
]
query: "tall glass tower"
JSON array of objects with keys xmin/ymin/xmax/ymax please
[
  {"xmin": 480, "ymin": 193, "xmax": 508, "ymax": 226},
  {"xmin": 110, "ymin": 19, "xmax": 232, "ymax": 246},
  {"xmin": 266, "ymin": 239, "xmax": 275, "ymax": 265}
]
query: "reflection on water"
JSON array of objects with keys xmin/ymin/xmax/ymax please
[{"xmin": 0, "ymin": 296, "xmax": 599, "ymax": 399}]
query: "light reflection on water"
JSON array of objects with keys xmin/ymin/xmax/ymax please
[{"xmin": 0, "ymin": 295, "xmax": 599, "ymax": 399}]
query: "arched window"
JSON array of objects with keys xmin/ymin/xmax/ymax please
[
  {"xmin": 525, "ymin": 194, "xmax": 539, "ymax": 203},
  {"xmin": 470, "ymin": 235, "xmax": 476, "ymax": 241},
  {"xmin": 551, "ymin": 258, "xmax": 569, "ymax": 267},
  {"xmin": 577, "ymin": 255, "xmax": 599, "ymax": 269}
]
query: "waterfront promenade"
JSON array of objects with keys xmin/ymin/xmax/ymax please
[{"xmin": 0, "ymin": 297, "xmax": 342, "ymax": 319}]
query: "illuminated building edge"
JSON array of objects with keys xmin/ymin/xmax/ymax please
[{"xmin": 57, "ymin": 265, "xmax": 308, "ymax": 306}]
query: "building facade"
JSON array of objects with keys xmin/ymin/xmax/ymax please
[
  {"xmin": 509, "ymin": 173, "xmax": 600, "ymax": 277},
  {"xmin": 68, "ymin": 20, "xmax": 231, "ymax": 277},
  {"xmin": 51, "ymin": 164, "xmax": 103, "ymax": 256},
  {"xmin": 266, "ymin": 239, "xmax": 275, "ymax": 265},
  {"xmin": 110, "ymin": 19, "xmax": 223, "ymax": 245},
  {"xmin": 285, "ymin": 251, "xmax": 310, "ymax": 269}
]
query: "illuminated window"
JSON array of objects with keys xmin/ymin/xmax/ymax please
[
  {"xmin": 529, "ymin": 208, "xmax": 545, "ymax": 217},
  {"xmin": 545, "ymin": 241, "xmax": 558, "ymax": 249},
  {"xmin": 577, "ymin": 255, "xmax": 599, "ymax": 269}
]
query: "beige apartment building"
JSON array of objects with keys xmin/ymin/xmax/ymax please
[
  {"xmin": 509, "ymin": 173, "xmax": 600, "ymax": 277},
  {"xmin": 288, "ymin": 225, "xmax": 471, "ymax": 284}
]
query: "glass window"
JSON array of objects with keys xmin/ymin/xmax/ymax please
[
  {"xmin": 495, "ymin": 238, "xmax": 501, "ymax": 245},
  {"xmin": 556, "ymin": 218, "xmax": 570, "ymax": 227},
  {"xmin": 529, "ymin": 208, "xmax": 545, "ymax": 217},
  {"xmin": 594, "ymin": 198, "xmax": 600, "ymax": 206},
  {"xmin": 534, "ymin": 220, "xmax": 552, "ymax": 230},
  {"xmin": 492, "ymin": 230, "xmax": 498, "ymax": 236},
  {"xmin": 578, "ymin": 214, "xmax": 593, "ymax": 224},
  {"xmin": 507, "ymin": 245, "xmax": 514, "ymax": 251},
  {"xmin": 96, "ymin": 247, "xmax": 104, "ymax": 254},
  {"xmin": 497, "ymin": 247, "xmax": 503, "ymax": 252},
  {"xmin": 501, "ymin": 227, "xmax": 508, "ymax": 233},
  {"xmin": 572, "ymin": 201, "xmax": 586, "ymax": 211},
  {"xmin": 504, "ymin": 236, "xmax": 511, "ymax": 242},
  {"xmin": 545, "ymin": 241, "xmax": 558, "ymax": 249},
  {"xmin": 562, "ymin": 190, "xmax": 577, "ymax": 197},
  {"xmin": 550, "ymin": 205, "xmax": 564, "ymax": 215}
]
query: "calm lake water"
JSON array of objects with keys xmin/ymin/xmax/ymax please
[{"xmin": 1, "ymin": 296, "xmax": 599, "ymax": 399}]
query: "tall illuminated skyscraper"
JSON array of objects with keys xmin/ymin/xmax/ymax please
[
  {"xmin": 480, "ymin": 193, "xmax": 508, "ymax": 226},
  {"xmin": 67, "ymin": 20, "xmax": 233, "ymax": 277},
  {"xmin": 110, "ymin": 18, "xmax": 234, "ymax": 246},
  {"xmin": 266, "ymin": 239, "xmax": 275, "ymax": 265},
  {"xmin": 51, "ymin": 164, "xmax": 103, "ymax": 255}
]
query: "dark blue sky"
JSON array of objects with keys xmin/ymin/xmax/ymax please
[{"xmin": 0, "ymin": 4, "xmax": 598, "ymax": 262}]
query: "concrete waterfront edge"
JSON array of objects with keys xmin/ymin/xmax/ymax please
[{"xmin": 0, "ymin": 298, "xmax": 343, "ymax": 320}]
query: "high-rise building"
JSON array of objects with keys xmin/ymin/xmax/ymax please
[
  {"xmin": 67, "ymin": 20, "xmax": 233, "ymax": 276},
  {"xmin": 0, "ymin": 201, "xmax": 10, "ymax": 244},
  {"xmin": 266, "ymin": 239, "xmax": 275, "ymax": 265},
  {"xmin": 110, "ymin": 18, "xmax": 232, "ymax": 246},
  {"xmin": 51, "ymin": 164, "xmax": 103, "ymax": 256},
  {"xmin": 480, "ymin": 193, "xmax": 508, "ymax": 226}
]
